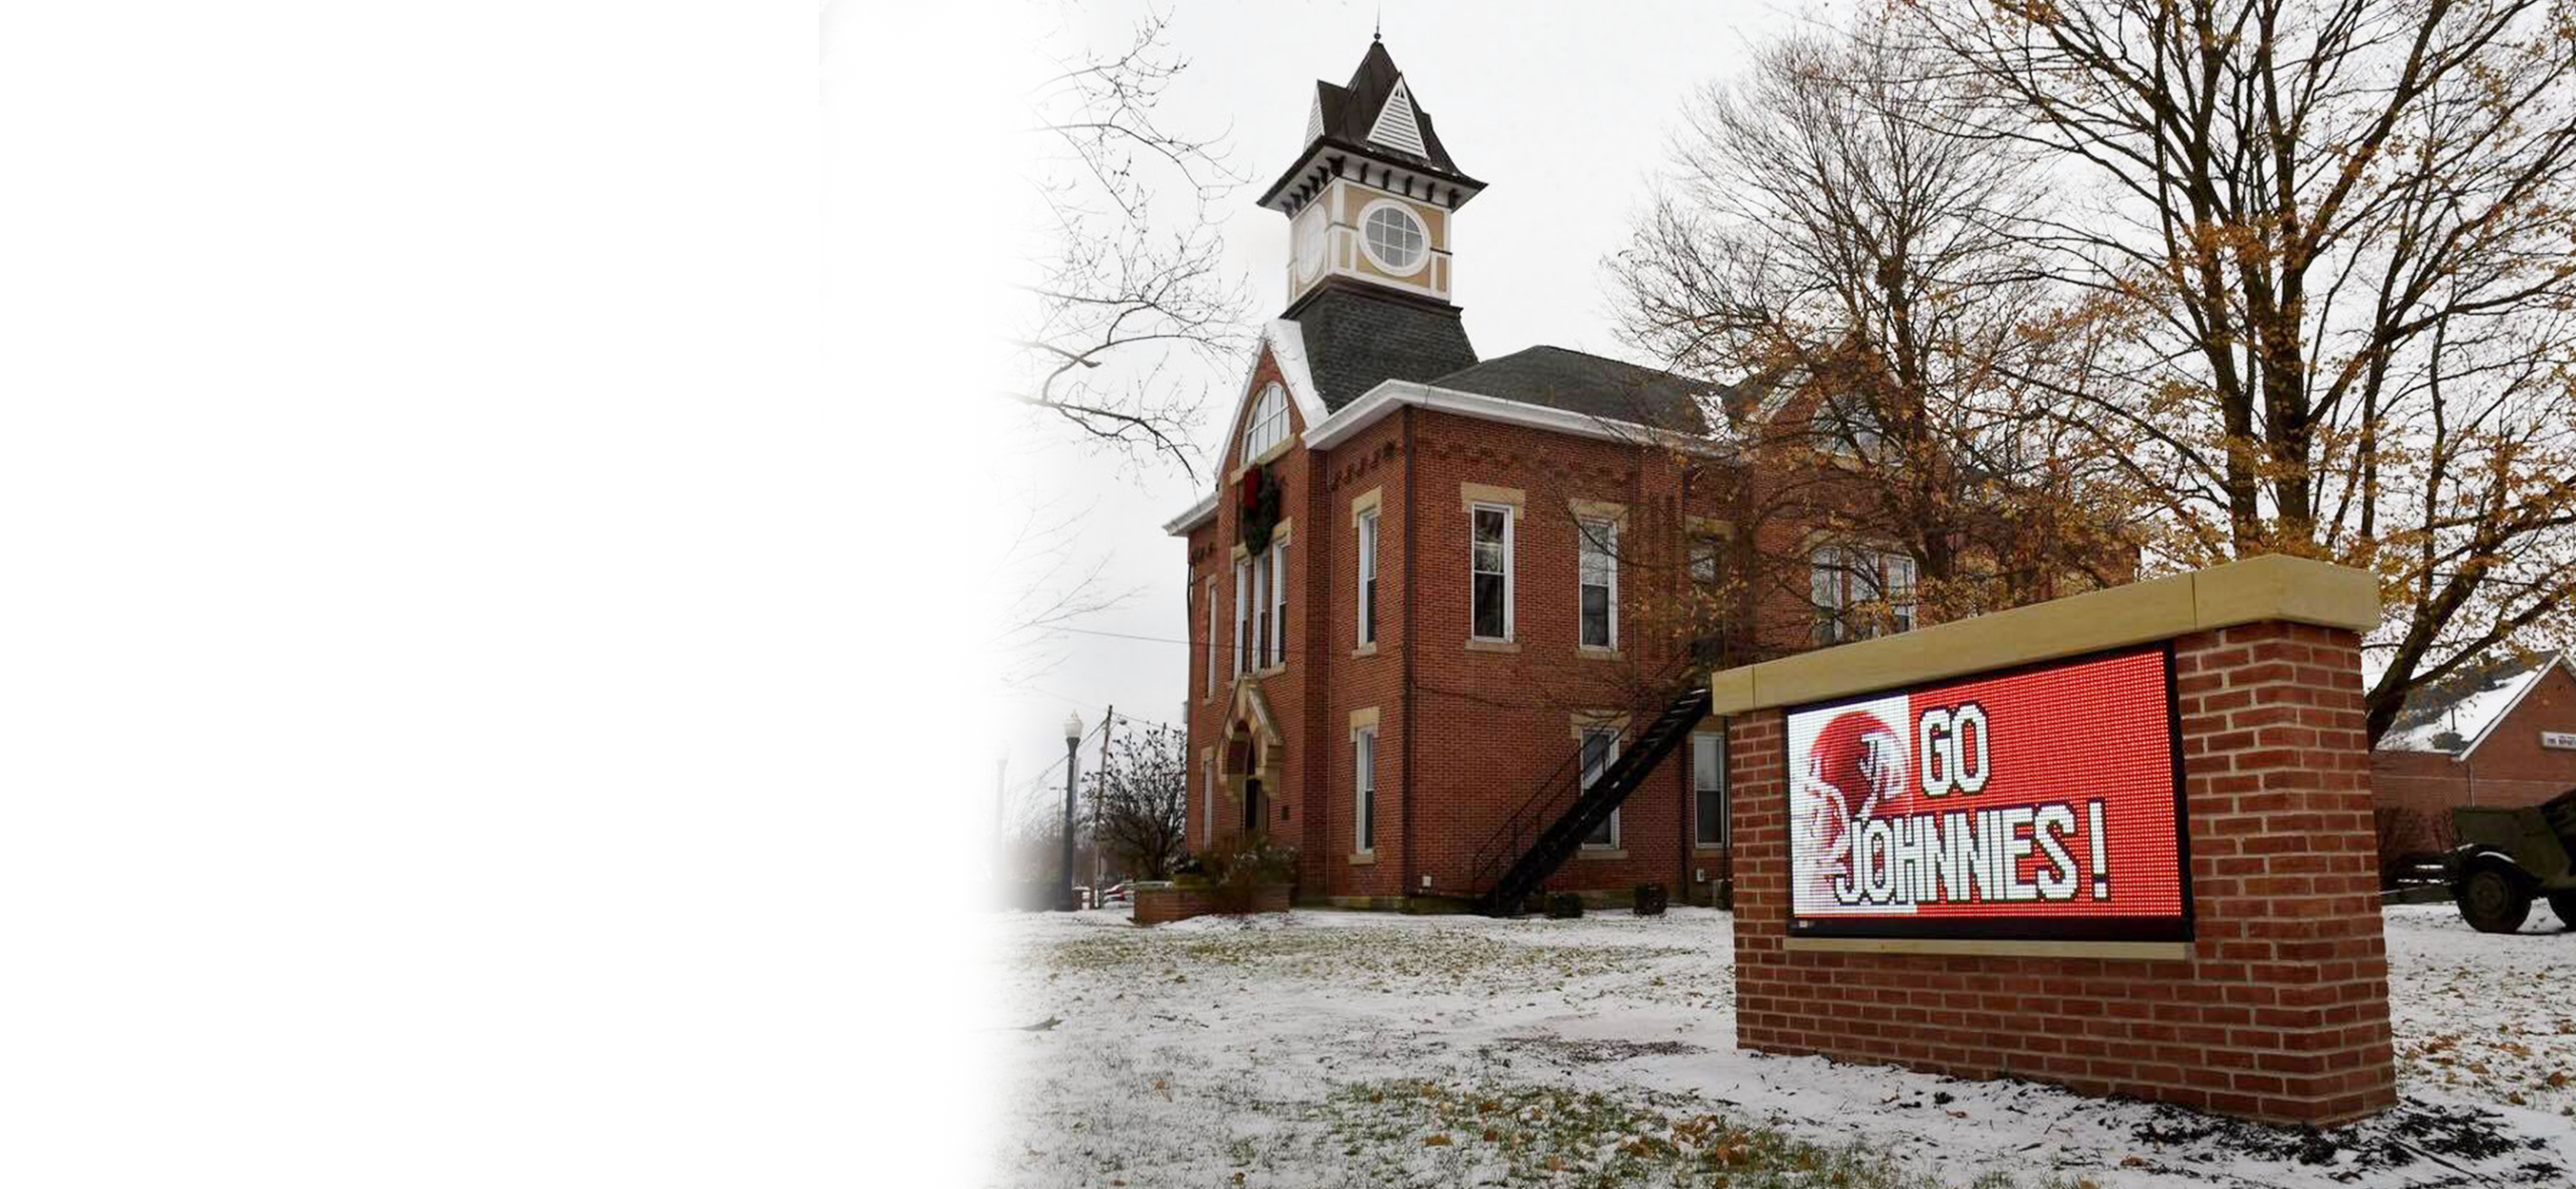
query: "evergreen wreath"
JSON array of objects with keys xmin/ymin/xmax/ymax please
[{"xmin": 1239, "ymin": 464, "xmax": 1282, "ymax": 554}]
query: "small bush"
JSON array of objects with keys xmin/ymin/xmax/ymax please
[
  {"xmin": 1197, "ymin": 832, "xmax": 1299, "ymax": 913},
  {"xmin": 1633, "ymin": 883, "xmax": 1668, "ymax": 916},
  {"xmin": 1545, "ymin": 892, "xmax": 1584, "ymax": 919}
]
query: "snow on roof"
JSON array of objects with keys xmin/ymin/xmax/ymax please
[
  {"xmin": 1162, "ymin": 321, "xmax": 1325, "ymax": 536},
  {"xmin": 2378, "ymin": 653, "xmax": 2572, "ymax": 756}
]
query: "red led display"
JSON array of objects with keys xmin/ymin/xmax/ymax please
[{"xmin": 1784, "ymin": 645, "xmax": 2191, "ymax": 942}]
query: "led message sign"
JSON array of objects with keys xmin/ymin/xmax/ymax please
[{"xmin": 1785, "ymin": 644, "xmax": 2191, "ymax": 943}]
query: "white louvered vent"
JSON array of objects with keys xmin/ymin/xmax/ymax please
[
  {"xmin": 1303, "ymin": 89, "xmax": 1325, "ymax": 146},
  {"xmin": 1367, "ymin": 79, "xmax": 1426, "ymax": 157}
]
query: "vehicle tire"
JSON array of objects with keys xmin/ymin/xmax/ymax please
[
  {"xmin": 2457, "ymin": 867, "xmax": 2531, "ymax": 933},
  {"xmin": 2549, "ymin": 890, "xmax": 2576, "ymax": 930}
]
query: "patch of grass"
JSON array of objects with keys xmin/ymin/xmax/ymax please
[
  {"xmin": 1318, "ymin": 1079, "xmax": 2089, "ymax": 1189},
  {"xmin": 1037, "ymin": 924, "xmax": 1690, "ymax": 990}
]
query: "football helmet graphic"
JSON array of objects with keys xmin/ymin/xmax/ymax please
[{"xmin": 1794, "ymin": 708, "xmax": 1909, "ymax": 908}]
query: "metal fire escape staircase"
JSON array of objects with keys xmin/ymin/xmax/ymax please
[{"xmin": 1467, "ymin": 676, "xmax": 1715, "ymax": 916}]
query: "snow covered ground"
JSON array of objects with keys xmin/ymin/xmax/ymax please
[{"xmin": 993, "ymin": 902, "xmax": 2576, "ymax": 1188}]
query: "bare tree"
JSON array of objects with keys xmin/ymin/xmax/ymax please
[
  {"xmin": 813, "ymin": 2, "xmax": 1236, "ymax": 471},
  {"xmin": 1087, "ymin": 720, "xmax": 1188, "ymax": 879},
  {"xmin": 809, "ymin": 0, "xmax": 1241, "ymax": 828},
  {"xmin": 1608, "ymin": 25, "xmax": 2145, "ymax": 647},
  {"xmin": 1897, "ymin": 0, "xmax": 2576, "ymax": 740}
]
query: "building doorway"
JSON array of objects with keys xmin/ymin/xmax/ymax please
[{"xmin": 1242, "ymin": 777, "xmax": 1262, "ymax": 834}]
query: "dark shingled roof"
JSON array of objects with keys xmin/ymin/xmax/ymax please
[
  {"xmin": 1311, "ymin": 40, "xmax": 1471, "ymax": 182},
  {"xmin": 1262, "ymin": 41, "xmax": 1480, "ymax": 206},
  {"xmin": 1287, "ymin": 281, "xmax": 1479, "ymax": 411},
  {"xmin": 1430, "ymin": 345, "xmax": 1719, "ymax": 434}
]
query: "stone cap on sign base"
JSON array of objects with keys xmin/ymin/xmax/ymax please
[{"xmin": 1707, "ymin": 554, "xmax": 2378, "ymax": 716}]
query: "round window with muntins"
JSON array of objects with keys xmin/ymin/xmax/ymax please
[{"xmin": 1360, "ymin": 203, "xmax": 1426, "ymax": 274}]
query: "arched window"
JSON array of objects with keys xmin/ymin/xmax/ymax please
[
  {"xmin": 1242, "ymin": 382, "xmax": 1288, "ymax": 459},
  {"xmin": 1359, "ymin": 202, "xmax": 1427, "ymax": 274}
]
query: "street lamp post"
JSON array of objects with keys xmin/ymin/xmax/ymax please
[
  {"xmin": 988, "ymin": 741, "xmax": 1009, "ymax": 880},
  {"xmin": 1060, "ymin": 713, "xmax": 1082, "ymax": 911}
]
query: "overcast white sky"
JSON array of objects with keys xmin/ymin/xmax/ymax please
[{"xmin": 999, "ymin": 0, "xmax": 1830, "ymax": 817}]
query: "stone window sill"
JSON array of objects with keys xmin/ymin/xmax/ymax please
[
  {"xmin": 1574, "ymin": 848, "xmax": 1627, "ymax": 861},
  {"xmin": 1231, "ymin": 436, "xmax": 1298, "ymax": 480},
  {"xmin": 1352, "ymin": 642, "xmax": 1378, "ymax": 658},
  {"xmin": 1347, "ymin": 850, "xmax": 1376, "ymax": 866},
  {"xmin": 1254, "ymin": 663, "xmax": 1288, "ymax": 678},
  {"xmin": 1465, "ymin": 638, "xmax": 1520, "ymax": 653},
  {"xmin": 1576, "ymin": 646, "xmax": 1624, "ymax": 661}
]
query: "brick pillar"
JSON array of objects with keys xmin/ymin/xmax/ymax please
[{"xmin": 1729, "ymin": 619, "xmax": 2396, "ymax": 1126}]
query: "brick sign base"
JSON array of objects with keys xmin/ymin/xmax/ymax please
[{"xmin": 1730, "ymin": 620, "xmax": 2396, "ymax": 1126}]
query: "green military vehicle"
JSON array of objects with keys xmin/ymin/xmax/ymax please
[{"xmin": 2449, "ymin": 788, "xmax": 2576, "ymax": 932}]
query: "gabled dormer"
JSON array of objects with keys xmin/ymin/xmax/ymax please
[{"xmin": 1260, "ymin": 38, "xmax": 1483, "ymax": 310}]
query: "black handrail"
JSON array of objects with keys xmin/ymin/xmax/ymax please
[{"xmin": 1462, "ymin": 650, "xmax": 1706, "ymax": 900}]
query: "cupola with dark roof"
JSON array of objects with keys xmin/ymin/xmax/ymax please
[{"xmin": 1263, "ymin": 38, "xmax": 1481, "ymax": 313}]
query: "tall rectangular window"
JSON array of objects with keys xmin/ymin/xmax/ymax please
[
  {"xmin": 1811, "ymin": 544, "xmax": 1918, "ymax": 644},
  {"xmin": 1354, "ymin": 728, "xmax": 1376, "ymax": 851},
  {"xmin": 1577, "ymin": 517, "xmax": 1616, "ymax": 649},
  {"xmin": 1692, "ymin": 732, "xmax": 1727, "ymax": 848},
  {"xmin": 1253, "ymin": 549, "xmax": 1273, "ymax": 669},
  {"xmin": 1356, "ymin": 510, "xmax": 1379, "ymax": 647},
  {"xmin": 1883, "ymin": 552, "xmax": 1920, "ymax": 633},
  {"xmin": 1471, "ymin": 503, "xmax": 1512, "ymax": 640},
  {"xmin": 1579, "ymin": 727, "xmax": 1619, "ymax": 848},
  {"xmin": 1203, "ymin": 578, "xmax": 1217, "ymax": 694},
  {"xmin": 1689, "ymin": 535, "xmax": 1724, "ymax": 586},
  {"xmin": 1267, "ymin": 540, "xmax": 1289, "ymax": 668},
  {"xmin": 1202, "ymin": 754, "xmax": 1215, "ymax": 848},
  {"xmin": 1234, "ymin": 558, "xmax": 1250, "ymax": 674}
]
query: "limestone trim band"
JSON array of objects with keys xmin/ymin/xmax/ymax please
[{"xmin": 1707, "ymin": 554, "xmax": 2377, "ymax": 715}]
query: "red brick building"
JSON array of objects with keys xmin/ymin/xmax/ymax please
[
  {"xmin": 2371, "ymin": 652, "xmax": 2576, "ymax": 856},
  {"xmin": 1162, "ymin": 41, "xmax": 1928, "ymax": 908}
]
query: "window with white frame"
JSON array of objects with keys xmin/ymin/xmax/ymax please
[
  {"xmin": 1471, "ymin": 503, "xmax": 1512, "ymax": 640},
  {"xmin": 1360, "ymin": 203, "xmax": 1426, "ymax": 274},
  {"xmin": 1202, "ymin": 753, "xmax": 1215, "ymax": 848},
  {"xmin": 1689, "ymin": 535, "xmax": 1725, "ymax": 586},
  {"xmin": 1233, "ymin": 557, "xmax": 1251, "ymax": 674},
  {"xmin": 1810, "ymin": 544, "xmax": 1918, "ymax": 644},
  {"xmin": 1354, "ymin": 727, "xmax": 1376, "ymax": 851},
  {"xmin": 1252, "ymin": 549, "xmax": 1273, "ymax": 670},
  {"xmin": 1577, "ymin": 517, "xmax": 1617, "ymax": 650},
  {"xmin": 1579, "ymin": 727, "xmax": 1620, "ymax": 848},
  {"xmin": 1242, "ymin": 383, "xmax": 1288, "ymax": 460},
  {"xmin": 1356, "ymin": 510, "xmax": 1379, "ymax": 647},
  {"xmin": 1692, "ymin": 732, "xmax": 1727, "ymax": 848},
  {"xmin": 1267, "ymin": 540, "xmax": 1288, "ymax": 667},
  {"xmin": 1203, "ymin": 577, "xmax": 1217, "ymax": 693},
  {"xmin": 1811, "ymin": 390, "xmax": 1886, "ymax": 457}
]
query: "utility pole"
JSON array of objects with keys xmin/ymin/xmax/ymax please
[
  {"xmin": 1059, "ymin": 713, "xmax": 1082, "ymax": 911},
  {"xmin": 1094, "ymin": 706, "xmax": 1116, "ymax": 899}
]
